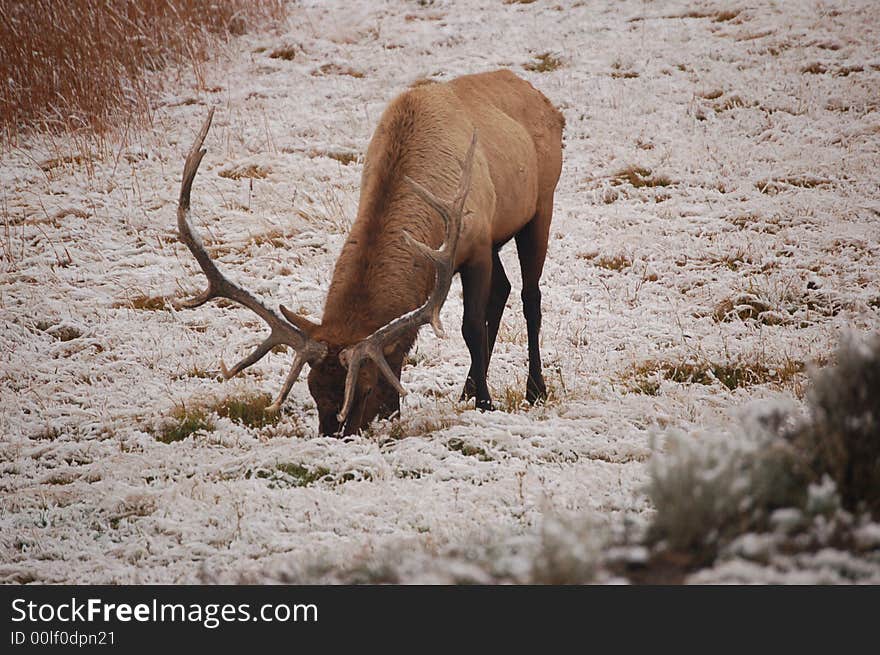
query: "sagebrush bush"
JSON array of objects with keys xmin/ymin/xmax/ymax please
[
  {"xmin": 646, "ymin": 333, "xmax": 880, "ymax": 559},
  {"xmin": 799, "ymin": 334, "xmax": 880, "ymax": 515},
  {"xmin": 645, "ymin": 411, "xmax": 811, "ymax": 558},
  {"xmin": 260, "ymin": 514, "xmax": 603, "ymax": 584}
]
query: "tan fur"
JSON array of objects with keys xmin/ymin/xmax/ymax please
[{"xmin": 316, "ymin": 69, "xmax": 564, "ymax": 346}]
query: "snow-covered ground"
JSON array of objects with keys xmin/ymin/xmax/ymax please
[{"xmin": 1, "ymin": 0, "xmax": 878, "ymax": 583}]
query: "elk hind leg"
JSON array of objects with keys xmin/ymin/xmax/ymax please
[{"xmin": 515, "ymin": 202, "xmax": 552, "ymax": 404}]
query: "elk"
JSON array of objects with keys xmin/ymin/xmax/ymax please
[{"xmin": 176, "ymin": 70, "xmax": 564, "ymax": 436}]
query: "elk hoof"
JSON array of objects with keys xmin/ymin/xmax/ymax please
[
  {"xmin": 476, "ymin": 398, "xmax": 495, "ymax": 412},
  {"xmin": 460, "ymin": 377, "xmax": 478, "ymax": 401},
  {"xmin": 526, "ymin": 376, "xmax": 547, "ymax": 405}
]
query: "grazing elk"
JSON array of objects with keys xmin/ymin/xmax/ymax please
[{"xmin": 176, "ymin": 70, "xmax": 564, "ymax": 436}]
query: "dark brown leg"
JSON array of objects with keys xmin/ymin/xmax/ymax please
[
  {"xmin": 459, "ymin": 257, "xmax": 494, "ymax": 411},
  {"xmin": 462, "ymin": 248, "xmax": 510, "ymax": 401},
  {"xmin": 486, "ymin": 248, "xmax": 511, "ymax": 365},
  {"xmin": 515, "ymin": 202, "xmax": 553, "ymax": 404}
]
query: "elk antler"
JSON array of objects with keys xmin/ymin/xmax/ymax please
[
  {"xmin": 336, "ymin": 130, "xmax": 478, "ymax": 424},
  {"xmin": 176, "ymin": 109, "xmax": 327, "ymax": 412}
]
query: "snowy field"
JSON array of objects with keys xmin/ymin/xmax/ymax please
[{"xmin": 1, "ymin": 0, "xmax": 878, "ymax": 583}]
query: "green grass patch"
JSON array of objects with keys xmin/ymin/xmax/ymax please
[
  {"xmin": 270, "ymin": 463, "xmax": 331, "ymax": 486},
  {"xmin": 156, "ymin": 407, "xmax": 215, "ymax": 443},
  {"xmin": 214, "ymin": 392, "xmax": 279, "ymax": 428},
  {"xmin": 250, "ymin": 462, "xmax": 372, "ymax": 488},
  {"xmin": 154, "ymin": 392, "xmax": 278, "ymax": 443}
]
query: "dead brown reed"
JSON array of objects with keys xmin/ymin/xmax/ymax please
[{"xmin": 0, "ymin": 0, "xmax": 285, "ymax": 146}]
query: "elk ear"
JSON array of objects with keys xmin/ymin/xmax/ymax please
[{"xmin": 279, "ymin": 304, "xmax": 320, "ymax": 335}]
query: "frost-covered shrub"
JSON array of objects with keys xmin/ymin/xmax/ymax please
[
  {"xmin": 530, "ymin": 514, "xmax": 602, "ymax": 584},
  {"xmin": 646, "ymin": 410, "xmax": 811, "ymax": 558},
  {"xmin": 799, "ymin": 334, "xmax": 880, "ymax": 515},
  {"xmin": 251, "ymin": 514, "xmax": 604, "ymax": 584},
  {"xmin": 646, "ymin": 333, "xmax": 880, "ymax": 558}
]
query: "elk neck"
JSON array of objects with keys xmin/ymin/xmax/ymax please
[{"xmin": 317, "ymin": 88, "xmax": 464, "ymax": 346}]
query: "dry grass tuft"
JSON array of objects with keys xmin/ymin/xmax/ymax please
[
  {"xmin": 668, "ymin": 10, "xmax": 740, "ymax": 22},
  {"xmin": 698, "ymin": 89, "xmax": 724, "ymax": 100},
  {"xmin": 408, "ymin": 77, "xmax": 440, "ymax": 89},
  {"xmin": 626, "ymin": 357, "xmax": 805, "ymax": 394},
  {"xmin": 0, "ymin": 0, "xmax": 286, "ymax": 145},
  {"xmin": 798, "ymin": 62, "xmax": 861, "ymax": 77},
  {"xmin": 712, "ymin": 10, "xmax": 741, "ymax": 22},
  {"xmin": 446, "ymin": 437, "xmax": 492, "ymax": 461},
  {"xmin": 118, "ymin": 294, "xmax": 174, "ymax": 311},
  {"xmin": 834, "ymin": 65, "xmax": 864, "ymax": 77},
  {"xmin": 801, "ymin": 62, "xmax": 827, "ymax": 74},
  {"xmin": 206, "ymin": 227, "xmax": 299, "ymax": 257},
  {"xmin": 35, "ymin": 321, "xmax": 83, "ymax": 341},
  {"xmin": 525, "ymin": 52, "xmax": 564, "ymax": 73},
  {"xmin": 218, "ymin": 163, "xmax": 271, "ymax": 180},
  {"xmin": 756, "ymin": 176, "xmax": 832, "ymax": 195},
  {"xmin": 268, "ymin": 45, "xmax": 299, "ymax": 60},
  {"xmin": 39, "ymin": 154, "xmax": 86, "ymax": 171},
  {"xmin": 594, "ymin": 253, "xmax": 632, "ymax": 271},
  {"xmin": 714, "ymin": 294, "xmax": 784, "ymax": 325},
  {"xmin": 498, "ymin": 384, "xmax": 527, "ymax": 412},
  {"xmin": 713, "ymin": 95, "xmax": 751, "ymax": 112},
  {"xmin": 309, "ymin": 149, "xmax": 360, "ymax": 166},
  {"xmin": 612, "ymin": 166, "xmax": 674, "ymax": 188},
  {"xmin": 313, "ymin": 63, "xmax": 365, "ymax": 78}
]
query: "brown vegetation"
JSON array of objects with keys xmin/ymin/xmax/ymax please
[
  {"xmin": 0, "ymin": 0, "xmax": 285, "ymax": 144},
  {"xmin": 612, "ymin": 166, "xmax": 674, "ymax": 188},
  {"xmin": 625, "ymin": 356, "xmax": 805, "ymax": 394},
  {"xmin": 525, "ymin": 52, "xmax": 564, "ymax": 73}
]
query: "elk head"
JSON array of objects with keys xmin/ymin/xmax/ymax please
[{"xmin": 175, "ymin": 109, "xmax": 476, "ymax": 435}]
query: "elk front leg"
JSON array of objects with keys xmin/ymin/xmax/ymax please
[
  {"xmin": 459, "ymin": 258, "xmax": 494, "ymax": 411},
  {"xmin": 462, "ymin": 248, "xmax": 510, "ymax": 400},
  {"xmin": 486, "ymin": 248, "xmax": 511, "ymax": 366}
]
